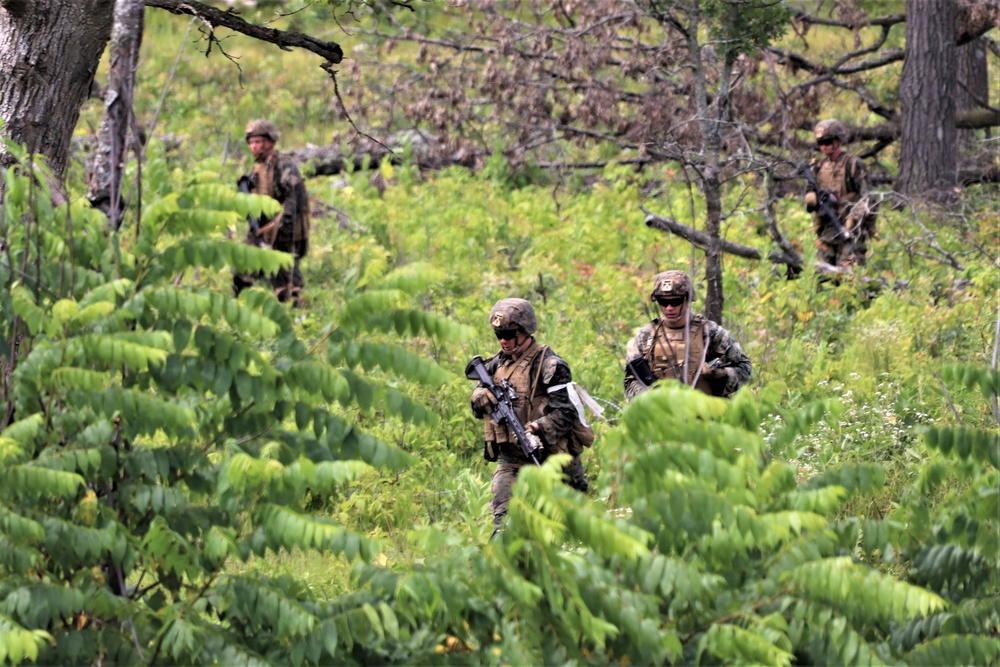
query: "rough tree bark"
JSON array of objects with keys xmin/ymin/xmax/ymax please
[
  {"xmin": 0, "ymin": 0, "xmax": 115, "ymax": 177},
  {"xmin": 897, "ymin": 0, "xmax": 958, "ymax": 195},
  {"xmin": 956, "ymin": 36, "xmax": 990, "ymax": 146},
  {"xmin": 87, "ymin": 0, "xmax": 144, "ymax": 229},
  {"xmin": 0, "ymin": 0, "xmax": 343, "ymax": 182}
]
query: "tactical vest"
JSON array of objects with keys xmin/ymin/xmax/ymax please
[
  {"xmin": 251, "ymin": 155, "xmax": 280, "ymax": 245},
  {"xmin": 647, "ymin": 316, "xmax": 713, "ymax": 395},
  {"xmin": 483, "ymin": 341, "xmax": 566, "ymax": 457},
  {"xmin": 814, "ymin": 153, "xmax": 861, "ymax": 219},
  {"xmin": 250, "ymin": 152, "xmax": 310, "ymax": 252}
]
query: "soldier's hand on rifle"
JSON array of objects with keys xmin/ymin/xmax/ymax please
[
  {"xmin": 522, "ymin": 423, "xmax": 544, "ymax": 453},
  {"xmin": 471, "ymin": 387, "xmax": 497, "ymax": 418},
  {"xmin": 700, "ymin": 363, "xmax": 728, "ymax": 381},
  {"xmin": 805, "ymin": 191, "xmax": 837, "ymax": 212},
  {"xmin": 256, "ymin": 220, "xmax": 279, "ymax": 238}
]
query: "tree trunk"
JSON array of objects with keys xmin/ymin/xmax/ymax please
[
  {"xmin": 0, "ymin": 0, "xmax": 115, "ymax": 178},
  {"xmin": 956, "ymin": 36, "xmax": 989, "ymax": 147},
  {"xmin": 87, "ymin": 0, "xmax": 144, "ymax": 229},
  {"xmin": 685, "ymin": 4, "xmax": 725, "ymax": 326},
  {"xmin": 897, "ymin": 0, "xmax": 957, "ymax": 196}
]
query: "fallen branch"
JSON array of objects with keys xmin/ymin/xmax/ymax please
[
  {"xmin": 641, "ymin": 207, "xmax": 801, "ymax": 268},
  {"xmin": 284, "ymin": 131, "xmax": 483, "ymax": 176}
]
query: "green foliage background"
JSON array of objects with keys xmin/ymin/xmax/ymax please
[{"xmin": 0, "ymin": 4, "xmax": 997, "ymax": 665}]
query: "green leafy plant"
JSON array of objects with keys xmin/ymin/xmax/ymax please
[{"xmin": 0, "ymin": 148, "xmax": 463, "ymax": 664}]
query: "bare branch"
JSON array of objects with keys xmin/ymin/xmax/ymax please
[{"xmin": 145, "ymin": 0, "xmax": 343, "ymax": 64}]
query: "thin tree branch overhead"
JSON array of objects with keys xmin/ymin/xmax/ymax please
[{"xmin": 145, "ymin": 0, "xmax": 343, "ymax": 64}]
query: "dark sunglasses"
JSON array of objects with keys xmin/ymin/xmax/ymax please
[
  {"xmin": 656, "ymin": 297, "xmax": 686, "ymax": 308},
  {"xmin": 494, "ymin": 328, "xmax": 520, "ymax": 340},
  {"xmin": 817, "ymin": 137, "xmax": 836, "ymax": 147}
]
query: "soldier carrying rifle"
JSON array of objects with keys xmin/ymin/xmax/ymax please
[
  {"xmin": 803, "ymin": 119, "xmax": 877, "ymax": 271},
  {"xmin": 468, "ymin": 298, "xmax": 591, "ymax": 535},
  {"xmin": 233, "ymin": 119, "xmax": 310, "ymax": 306}
]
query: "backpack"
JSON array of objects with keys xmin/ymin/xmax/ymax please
[{"xmin": 529, "ymin": 347, "xmax": 603, "ymax": 456}]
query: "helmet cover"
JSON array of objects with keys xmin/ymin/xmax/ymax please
[
  {"xmin": 489, "ymin": 298, "xmax": 538, "ymax": 335},
  {"xmin": 814, "ymin": 119, "xmax": 847, "ymax": 143},
  {"xmin": 245, "ymin": 118, "xmax": 280, "ymax": 143},
  {"xmin": 650, "ymin": 270, "xmax": 695, "ymax": 301}
]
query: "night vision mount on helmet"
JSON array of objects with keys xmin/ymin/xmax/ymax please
[{"xmin": 650, "ymin": 270, "xmax": 695, "ymax": 301}]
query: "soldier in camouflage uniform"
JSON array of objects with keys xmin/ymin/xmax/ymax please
[
  {"xmin": 233, "ymin": 119, "xmax": 311, "ymax": 304},
  {"xmin": 805, "ymin": 119, "xmax": 877, "ymax": 268},
  {"xmin": 624, "ymin": 271, "xmax": 751, "ymax": 402},
  {"xmin": 470, "ymin": 298, "xmax": 589, "ymax": 534}
]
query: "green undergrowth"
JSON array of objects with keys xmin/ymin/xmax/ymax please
[
  {"xmin": 2, "ymin": 117, "xmax": 998, "ymax": 665},
  {"xmin": 2, "ymin": 3, "xmax": 998, "ymax": 663}
]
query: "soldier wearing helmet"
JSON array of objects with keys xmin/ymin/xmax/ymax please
[
  {"xmin": 233, "ymin": 119, "xmax": 311, "ymax": 305},
  {"xmin": 805, "ymin": 119, "xmax": 877, "ymax": 269},
  {"xmin": 470, "ymin": 298, "xmax": 590, "ymax": 533},
  {"xmin": 624, "ymin": 270, "xmax": 751, "ymax": 401}
]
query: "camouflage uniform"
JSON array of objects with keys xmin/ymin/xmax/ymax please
[
  {"xmin": 234, "ymin": 119, "xmax": 311, "ymax": 302},
  {"xmin": 624, "ymin": 271, "xmax": 752, "ymax": 402},
  {"xmin": 471, "ymin": 299, "xmax": 589, "ymax": 534},
  {"xmin": 807, "ymin": 119, "xmax": 877, "ymax": 268}
]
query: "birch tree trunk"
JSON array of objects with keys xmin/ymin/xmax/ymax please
[{"xmin": 87, "ymin": 0, "xmax": 145, "ymax": 229}]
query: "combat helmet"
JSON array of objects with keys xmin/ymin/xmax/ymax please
[
  {"xmin": 489, "ymin": 298, "xmax": 537, "ymax": 335},
  {"xmin": 814, "ymin": 119, "xmax": 847, "ymax": 144},
  {"xmin": 245, "ymin": 118, "xmax": 280, "ymax": 143},
  {"xmin": 650, "ymin": 270, "xmax": 695, "ymax": 301}
]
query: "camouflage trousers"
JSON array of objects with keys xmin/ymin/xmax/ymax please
[
  {"xmin": 816, "ymin": 230, "xmax": 869, "ymax": 268},
  {"xmin": 490, "ymin": 452, "xmax": 589, "ymax": 533},
  {"xmin": 232, "ymin": 236, "xmax": 307, "ymax": 303}
]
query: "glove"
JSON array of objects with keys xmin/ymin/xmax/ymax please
[
  {"xmin": 471, "ymin": 387, "xmax": 497, "ymax": 418},
  {"xmin": 526, "ymin": 432, "xmax": 544, "ymax": 456},
  {"xmin": 700, "ymin": 363, "xmax": 728, "ymax": 381},
  {"xmin": 804, "ymin": 191, "xmax": 817, "ymax": 210}
]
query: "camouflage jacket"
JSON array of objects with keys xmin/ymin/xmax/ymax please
[
  {"xmin": 248, "ymin": 150, "xmax": 310, "ymax": 253},
  {"xmin": 476, "ymin": 341, "xmax": 577, "ymax": 461},
  {"xmin": 624, "ymin": 315, "xmax": 752, "ymax": 401}
]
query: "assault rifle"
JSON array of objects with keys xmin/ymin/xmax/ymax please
[
  {"xmin": 465, "ymin": 355, "xmax": 543, "ymax": 465},
  {"xmin": 799, "ymin": 164, "xmax": 851, "ymax": 242},
  {"xmin": 236, "ymin": 174, "xmax": 267, "ymax": 249}
]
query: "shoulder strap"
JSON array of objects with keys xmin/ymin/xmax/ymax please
[
  {"xmin": 527, "ymin": 345, "xmax": 549, "ymax": 408},
  {"xmin": 643, "ymin": 319, "xmax": 662, "ymax": 363}
]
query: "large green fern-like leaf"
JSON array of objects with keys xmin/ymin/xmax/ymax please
[
  {"xmin": 792, "ymin": 557, "xmax": 948, "ymax": 625},
  {"xmin": 699, "ymin": 622, "xmax": 794, "ymax": 667},
  {"xmin": 904, "ymin": 634, "xmax": 1000, "ymax": 667}
]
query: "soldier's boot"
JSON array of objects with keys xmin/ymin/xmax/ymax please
[
  {"xmin": 490, "ymin": 514, "xmax": 505, "ymax": 540},
  {"xmin": 564, "ymin": 457, "xmax": 589, "ymax": 493}
]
